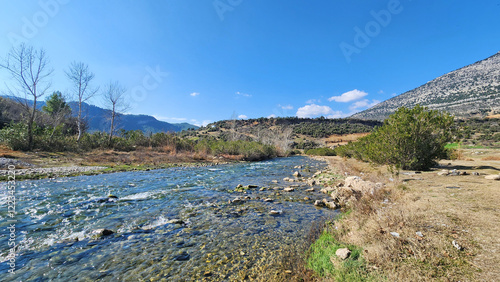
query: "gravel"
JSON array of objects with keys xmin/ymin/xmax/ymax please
[{"xmin": 0, "ymin": 158, "xmax": 106, "ymax": 177}]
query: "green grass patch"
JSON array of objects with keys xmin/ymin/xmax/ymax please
[{"xmin": 307, "ymin": 231, "xmax": 380, "ymax": 281}]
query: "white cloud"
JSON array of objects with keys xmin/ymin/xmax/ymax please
[
  {"xmin": 279, "ymin": 104, "xmax": 293, "ymax": 110},
  {"xmin": 306, "ymin": 99, "xmax": 320, "ymax": 104},
  {"xmin": 328, "ymin": 89, "xmax": 368, "ymax": 102},
  {"xmin": 268, "ymin": 114, "xmax": 277, "ymax": 118},
  {"xmin": 349, "ymin": 99, "xmax": 381, "ymax": 111},
  {"xmin": 236, "ymin": 91, "xmax": 252, "ymax": 97},
  {"xmin": 238, "ymin": 114, "xmax": 248, "ymax": 119},
  {"xmin": 296, "ymin": 104, "xmax": 343, "ymax": 118},
  {"xmin": 190, "ymin": 92, "xmax": 200, "ymax": 97}
]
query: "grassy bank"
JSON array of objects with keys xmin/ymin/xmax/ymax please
[{"xmin": 303, "ymin": 149, "xmax": 499, "ymax": 281}]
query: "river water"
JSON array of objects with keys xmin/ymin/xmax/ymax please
[{"xmin": 0, "ymin": 156, "xmax": 337, "ymax": 281}]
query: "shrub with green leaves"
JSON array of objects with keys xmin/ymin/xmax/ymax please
[
  {"xmin": 335, "ymin": 105, "xmax": 454, "ymax": 171},
  {"xmin": 305, "ymin": 147, "xmax": 336, "ymax": 156}
]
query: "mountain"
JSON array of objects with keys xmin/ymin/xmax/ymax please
[
  {"xmin": 0, "ymin": 96, "xmax": 198, "ymax": 133},
  {"xmin": 351, "ymin": 52, "xmax": 500, "ymax": 120},
  {"xmin": 67, "ymin": 102, "xmax": 198, "ymax": 133}
]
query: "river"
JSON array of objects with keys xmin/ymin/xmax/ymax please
[{"xmin": 0, "ymin": 156, "xmax": 337, "ymax": 281}]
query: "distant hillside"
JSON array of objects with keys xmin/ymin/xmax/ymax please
[
  {"xmin": 0, "ymin": 96, "xmax": 198, "ymax": 133},
  {"xmin": 180, "ymin": 117, "xmax": 381, "ymax": 142},
  {"xmin": 67, "ymin": 102, "xmax": 198, "ymax": 133},
  {"xmin": 352, "ymin": 52, "xmax": 500, "ymax": 120}
]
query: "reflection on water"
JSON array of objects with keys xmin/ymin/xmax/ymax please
[{"xmin": 0, "ymin": 156, "xmax": 337, "ymax": 281}]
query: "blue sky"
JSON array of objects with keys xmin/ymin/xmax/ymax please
[{"xmin": 0, "ymin": 0, "xmax": 499, "ymax": 126}]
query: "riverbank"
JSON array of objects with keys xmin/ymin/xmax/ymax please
[
  {"xmin": 0, "ymin": 147, "xmax": 237, "ymax": 181},
  {"xmin": 302, "ymin": 148, "xmax": 500, "ymax": 281}
]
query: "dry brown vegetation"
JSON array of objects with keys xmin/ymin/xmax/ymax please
[{"xmin": 314, "ymin": 149, "xmax": 500, "ymax": 281}]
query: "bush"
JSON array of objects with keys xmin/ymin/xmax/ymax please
[
  {"xmin": 305, "ymin": 147, "xmax": 336, "ymax": 156},
  {"xmin": 335, "ymin": 105, "xmax": 454, "ymax": 171}
]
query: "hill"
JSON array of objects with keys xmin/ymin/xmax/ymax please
[
  {"xmin": 352, "ymin": 52, "xmax": 500, "ymax": 120},
  {"xmin": 0, "ymin": 96, "xmax": 197, "ymax": 133}
]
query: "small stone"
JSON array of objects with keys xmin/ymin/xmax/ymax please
[
  {"xmin": 305, "ymin": 188, "xmax": 315, "ymax": 192},
  {"xmin": 283, "ymin": 177, "xmax": 290, "ymax": 181},
  {"xmin": 437, "ymin": 170, "xmax": 450, "ymax": 176},
  {"xmin": 283, "ymin": 187, "xmax": 295, "ymax": 192},
  {"xmin": 263, "ymin": 198, "xmax": 274, "ymax": 202},
  {"xmin": 240, "ymin": 251, "xmax": 245, "ymax": 256},
  {"xmin": 304, "ymin": 197, "xmax": 310, "ymax": 200},
  {"xmin": 203, "ymin": 271, "xmax": 212, "ymax": 277},
  {"xmin": 314, "ymin": 200, "xmax": 325, "ymax": 207},
  {"xmin": 416, "ymin": 231, "xmax": 424, "ymax": 237},
  {"xmin": 269, "ymin": 210, "xmax": 282, "ymax": 215},
  {"xmin": 92, "ymin": 229, "xmax": 114, "ymax": 237},
  {"xmin": 272, "ymin": 180, "xmax": 278, "ymax": 183},
  {"xmin": 472, "ymin": 172, "xmax": 480, "ymax": 176},
  {"xmin": 336, "ymin": 248, "xmax": 351, "ymax": 260},
  {"xmin": 485, "ymin": 174, "xmax": 500, "ymax": 180},
  {"xmin": 284, "ymin": 270, "xmax": 292, "ymax": 274},
  {"xmin": 173, "ymin": 251, "xmax": 190, "ymax": 261},
  {"xmin": 293, "ymin": 171, "xmax": 302, "ymax": 177},
  {"xmin": 107, "ymin": 194, "xmax": 118, "ymax": 199},
  {"xmin": 390, "ymin": 232, "xmax": 400, "ymax": 238},
  {"xmin": 259, "ymin": 187, "xmax": 266, "ymax": 191},
  {"xmin": 452, "ymin": 240, "xmax": 463, "ymax": 251},
  {"xmin": 167, "ymin": 219, "xmax": 185, "ymax": 224}
]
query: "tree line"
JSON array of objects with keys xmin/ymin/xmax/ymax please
[{"xmin": 0, "ymin": 44, "xmax": 127, "ymax": 150}]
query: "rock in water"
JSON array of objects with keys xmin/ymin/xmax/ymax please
[
  {"xmin": 93, "ymin": 229, "xmax": 114, "ymax": 237},
  {"xmin": 305, "ymin": 188, "xmax": 315, "ymax": 192},
  {"xmin": 335, "ymin": 248, "xmax": 351, "ymax": 260},
  {"xmin": 293, "ymin": 171, "xmax": 302, "ymax": 177},
  {"xmin": 173, "ymin": 252, "xmax": 190, "ymax": 261},
  {"xmin": 314, "ymin": 200, "xmax": 325, "ymax": 207},
  {"xmin": 283, "ymin": 187, "xmax": 295, "ymax": 192},
  {"xmin": 269, "ymin": 210, "xmax": 282, "ymax": 215},
  {"xmin": 167, "ymin": 219, "xmax": 185, "ymax": 224},
  {"xmin": 263, "ymin": 198, "xmax": 274, "ymax": 202}
]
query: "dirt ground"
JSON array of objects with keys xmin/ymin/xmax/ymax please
[{"xmin": 321, "ymin": 148, "xmax": 499, "ymax": 281}]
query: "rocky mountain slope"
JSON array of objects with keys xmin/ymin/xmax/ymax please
[{"xmin": 352, "ymin": 52, "xmax": 500, "ymax": 120}]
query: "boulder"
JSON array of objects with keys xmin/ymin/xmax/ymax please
[
  {"xmin": 92, "ymin": 229, "xmax": 114, "ymax": 237},
  {"xmin": 335, "ymin": 248, "xmax": 351, "ymax": 260},
  {"xmin": 313, "ymin": 200, "xmax": 325, "ymax": 207},
  {"xmin": 322, "ymin": 198, "xmax": 337, "ymax": 209},
  {"xmin": 437, "ymin": 170, "xmax": 450, "ymax": 176},
  {"xmin": 485, "ymin": 174, "xmax": 500, "ymax": 180},
  {"xmin": 344, "ymin": 176, "xmax": 383, "ymax": 195}
]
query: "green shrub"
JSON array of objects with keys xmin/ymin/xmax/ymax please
[
  {"xmin": 335, "ymin": 105, "xmax": 454, "ymax": 171},
  {"xmin": 305, "ymin": 147, "xmax": 336, "ymax": 156}
]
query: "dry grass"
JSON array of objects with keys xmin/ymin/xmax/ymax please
[{"xmin": 317, "ymin": 152, "xmax": 500, "ymax": 281}]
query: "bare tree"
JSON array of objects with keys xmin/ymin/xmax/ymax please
[
  {"xmin": 0, "ymin": 44, "xmax": 53, "ymax": 149},
  {"xmin": 66, "ymin": 62, "xmax": 98, "ymax": 142},
  {"xmin": 103, "ymin": 81, "xmax": 128, "ymax": 145}
]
